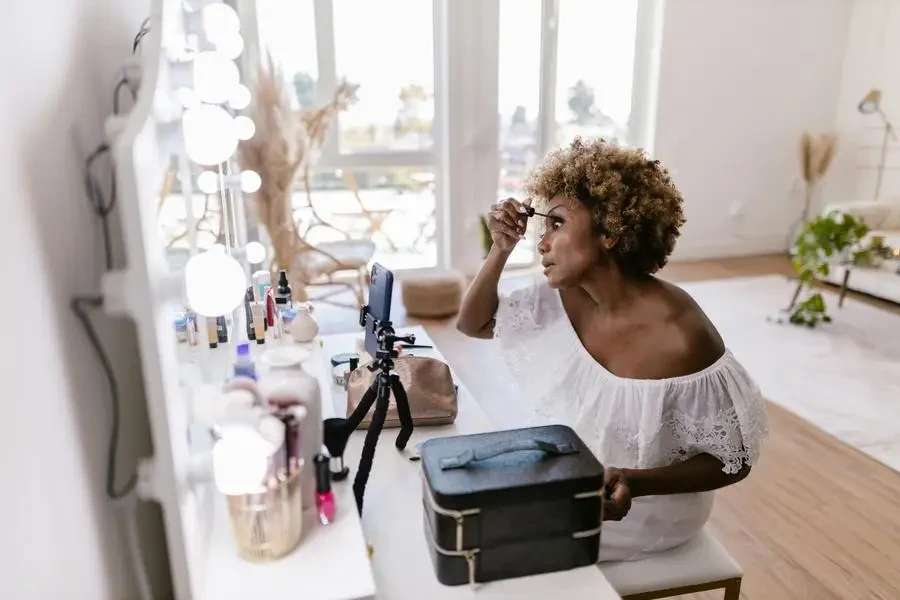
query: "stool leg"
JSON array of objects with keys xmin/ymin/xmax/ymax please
[{"xmin": 724, "ymin": 577, "xmax": 742, "ymax": 600}]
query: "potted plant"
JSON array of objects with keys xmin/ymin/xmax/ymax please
[{"xmin": 784, "ymin": 210, "xmax": 870, "ymax": 326}]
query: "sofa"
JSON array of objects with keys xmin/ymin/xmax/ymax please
[{"xmin": 819, "ymin": 200, "xmax": 900, "ymax": 304}]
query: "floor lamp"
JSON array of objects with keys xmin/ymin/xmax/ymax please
[{"xmin": 858, "ymin": 89, "xmax": 897, "ymax": 200}]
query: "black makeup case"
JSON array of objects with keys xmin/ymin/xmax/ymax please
[{"xmin": 419, "ymin": 424, "xmax": 605, "ymax": 586}]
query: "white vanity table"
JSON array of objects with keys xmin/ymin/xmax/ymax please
[
  {"xmin": 192, "ymin": 327, "xmax": 621, "ymax": 599},
  {"xmin": 312, "ymin": 328, "xmax": 621, "ymax": 600}
]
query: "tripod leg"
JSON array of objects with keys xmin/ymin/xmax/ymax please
[
  {"xmin": 391, "ymin": 374, "xmax": 414, "ymax": 451},
  {"xmin": 353, "ymin": 372, "xmax": 391, "ymax": 513},
  {"xmin": 345, "ymin": 382, "xmax": 378, "ymax": 431}
]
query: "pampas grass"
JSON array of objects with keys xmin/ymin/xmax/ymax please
[
  {"xmin": 237, "ymin": 53, "xmax": 359, "ymax": 299},
  {"xmin": 238, "ymin": 53, "xmax": 304, "ymax": 283},
  {"xmin": 800, "ymin": 132, "xmax": 838, "ymax": 222}
]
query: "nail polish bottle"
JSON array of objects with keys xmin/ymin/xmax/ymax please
[{"xmin": 314, "ymin": 454, "xmax": 336, "ymax": 525}]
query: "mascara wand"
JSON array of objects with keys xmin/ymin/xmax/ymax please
[{"xmin": 524, "ymin": 206, "xmax": 551, "ymax": 219}]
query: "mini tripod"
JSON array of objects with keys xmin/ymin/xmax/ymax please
[{"xmin": 340, "ymin": 307, "xmax": 416, "ymax": 512}]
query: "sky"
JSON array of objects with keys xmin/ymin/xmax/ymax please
[{"xmin": 256, "ymin": 0, "xmax": 638, "ymax": 128}]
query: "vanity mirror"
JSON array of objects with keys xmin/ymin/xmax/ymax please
[{"xmin": 107, "ymin": 1, "xmax": 374, "ymax": 598}]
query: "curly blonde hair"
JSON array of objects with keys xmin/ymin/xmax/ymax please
[{"xmin": 525, "ymin": 137, "xmax": 686, "ymax": 275}]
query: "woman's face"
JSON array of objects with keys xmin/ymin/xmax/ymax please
[{"xmin": 536, "ymin": 194, "xmax": 606, "ymax": 288}]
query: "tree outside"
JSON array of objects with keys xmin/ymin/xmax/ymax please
[
  {"xmin": 511, "ymin": 105, "xmax": 527, "ymax": 127},
  {"xmin": 292, "ymin": 72, "xmax": 315, "ymax": 108},
  {"xmin": 394, "ymin": 83, "xmax": 432, "ymax": 139},
  {"xmin": 567, "ymin": 79, "xmax": 595, "ymax": 125}
]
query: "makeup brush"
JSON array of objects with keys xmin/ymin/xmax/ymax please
[{"xmin": 323, "ymin": 417, "xmax": 352, "ymax": 481}]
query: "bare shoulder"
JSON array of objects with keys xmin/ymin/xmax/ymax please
[{"xmin": 648, "ymin": 279, "xmax": 726, "ymax": 377}]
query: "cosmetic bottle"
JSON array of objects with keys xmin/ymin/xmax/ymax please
[
  {"xmin": 276, "ymin": 270, "xmax": 292, "ymax": 306},
  {"xmin": 244, "ymin": 287, "xmax": 256, "ymax": 341},
  {"xmin": 216, "ymin": 315, "xmax": 228, "ymax": 344},
  {"xmin": 250, "ymin": 302, "xmax": 266, "ymax": 344},
  {"xmin": 252, "ymin": 270, "xmax": 270, "ymax": 301},
  {"xmin": 274, "ymin": 405, "xmax": 307, "ymax": 468},
  {"xmin": 233, "ymin": 342, "xmax": 257, "ymax": 381},
  {"xmin": 274, "ymin": 270, "xmax": 292, "ymax": 338},
  {"xmin": 186, "ymin": 311, "xmax": 199, "ymax": 346},
  {"xmin": 206, "ymin": 316, "xmax": 219, "ymax": 348},
  {"xmin": 314, "ymin": 454, "xmax": 335, "ymax": 525},
  {"xmin": 174, "ymin": 313, "xmax": 188, "ymax": 343},
  {"xmin": 265, "ymin": 286, "xmax": 279, "ymax": 338}
]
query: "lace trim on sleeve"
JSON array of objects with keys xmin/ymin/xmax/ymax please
[{"xmin": 660, "ymin": 392, "xmax": 768, "ymax": 475}]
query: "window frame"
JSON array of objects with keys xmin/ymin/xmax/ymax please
[{"xmin": 255, "ymin": 0, "xmax": 658, "ymax": 274}]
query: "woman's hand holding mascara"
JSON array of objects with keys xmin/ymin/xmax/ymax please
[{"xmin": 488, "ymin": 197, "xmax": 532, "ymax": 251}]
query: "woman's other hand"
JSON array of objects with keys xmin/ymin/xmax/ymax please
[
  {"xmin": 603, "ymin": 467, "xmax": 632, "ymax": 521},
  {"xmin": 488, "ymin": 197, "xmax": 531, "ymax": 252}
]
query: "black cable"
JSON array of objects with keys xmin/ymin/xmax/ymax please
[
  {"xmin": 71, "ymin": 296, "xmax": 138, "ymax": 500},
  {"xmin": 113, "ymin": 77, "xmax": 137, "ymax": 116},
  {"xmin": 83, "ymin": 144, "xmax": 116, "ymax": 270},
  {"xmin": 70, "ymin": 70, "xmax": 134, "ymax": 499},
  {"xmin": 133, "ymin": 17, "xmax": 151, "ymax": 54}
]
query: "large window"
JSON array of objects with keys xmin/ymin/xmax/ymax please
[
  {"xmin": 255, "ymin": 0, "xmax": 645, "ymax": 272},
  {"xmin": 497, "ymin": 0, "xmax": 640, "ymax": 266}
]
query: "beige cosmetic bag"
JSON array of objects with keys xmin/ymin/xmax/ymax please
[{"xmin": 346, "ymin": 356, "xmax": 458, "ymax": 428}]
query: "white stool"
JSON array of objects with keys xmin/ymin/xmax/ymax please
[{"xmin": 599, "ymin": 529, "xmax": 742, "ymax": 600}]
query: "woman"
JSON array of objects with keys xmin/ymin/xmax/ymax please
[{"xmin": 456, "ymin": 138, "xmax": 768, "ymax": 562}]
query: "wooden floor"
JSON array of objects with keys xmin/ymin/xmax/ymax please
[{"xmin": 420, "ymin": 254, "xmax": 900, "ymax": 600}]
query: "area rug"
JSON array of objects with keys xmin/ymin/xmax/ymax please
[{"xmin": 681, "ymin": 274, "xmax": 900, "ymax": 473}]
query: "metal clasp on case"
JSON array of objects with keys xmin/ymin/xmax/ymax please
[
  {"xmin": 422, "ymin": 474, "xmax": 482, "ymax": 586},
  {"xmin": 572, "ymin": 489, "xmax": 604, "ymax": 539}
]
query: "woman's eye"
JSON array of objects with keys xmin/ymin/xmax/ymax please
[{"xmin": 549, "ymin": 218, "xmax": 563, "ymax": 230}]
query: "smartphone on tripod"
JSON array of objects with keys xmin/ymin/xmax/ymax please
[{"xmin": 363, "ymin": 263, "xmax": 394, "ymax": 357}]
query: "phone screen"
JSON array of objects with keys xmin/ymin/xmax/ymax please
[{"xmin": 364, "ymin": 263, "xmax": 393, "ymax": 356}]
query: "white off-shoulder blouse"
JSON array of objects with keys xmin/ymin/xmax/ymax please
[{"xmin": 494, "ymin": 278, "xmax": 768, "ymax": 562}]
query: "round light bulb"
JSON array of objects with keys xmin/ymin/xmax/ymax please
[
  {"xmin": 202, "ymin": 3, "xmax": 240, "ymax": 46},
  {"xmin": 182, "ymin": 104, "xmax": 238, "ymax": 166},
  {"xmin": 196, "ymin": 171, "xmax": 219, "ymax": 194},
  {"xmin": 234, "ymin": 115, "xmax": 255, "ymax": 141},
  {"xmin": 216, "ymin": 32, "xmax": 244, "ymax": 60},
  {"xmin": 176, "ymin": 87, "xmax": 200, "ymax": 109},
  {"xmin": 245, "ymin": 241, "xmax": 266, "ymax": 265},
  {"xmin": 213, "ymin": 426, "xmax": 272, "ymax": 495},
  {"xmin": 240, "ymin": 169, "xmax": 262, "ymax": 193},
  {"xmin": 184, "ymin": 250, "xmax": 247, "ymax": 317},
  {"xmin": 193, "ymin": 51, "xmax": 239, "ymax": 104},
  {"xmin": 229, "ymin": 84, "xmax": 251, "ymax": 110}
]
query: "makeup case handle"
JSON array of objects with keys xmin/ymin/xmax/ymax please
[{"xmin": 439, "ymin": 439, "xmax": 578, "ymax": 470}]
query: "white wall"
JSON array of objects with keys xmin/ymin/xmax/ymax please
[
  {"xmin": 0, "ymin": 2, "xmax": 171, "ymax": 599},
  {"xmin": 653, "ymin": 0, "xmax": 854, "ymax": 261},
  {"xmin": 831, "ymin": 0, "xmax": 900, "ymax": 204}
]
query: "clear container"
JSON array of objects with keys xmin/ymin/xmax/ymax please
[{"xmin": 225, "ymin": 459, "xmax": 304, "ymax": 562}]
